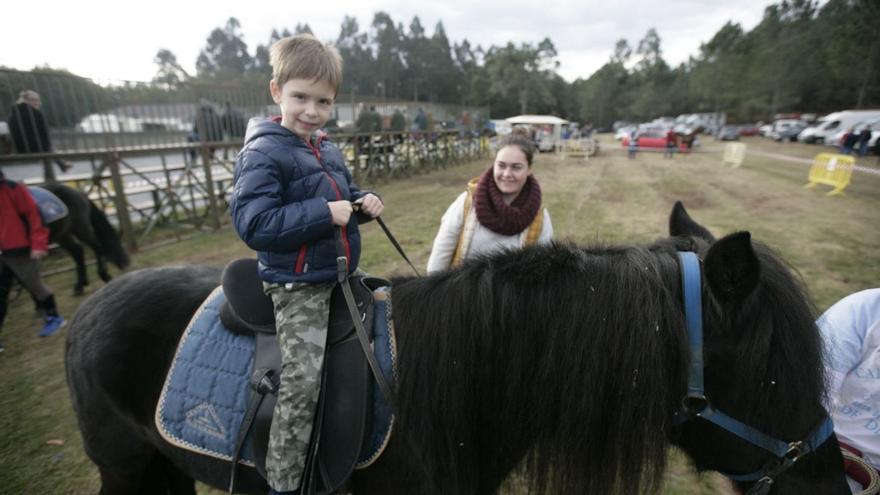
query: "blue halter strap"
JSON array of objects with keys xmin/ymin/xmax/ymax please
[{"xmin": 674, "ymin": 251, "xmax": 835, "ymax": 488}]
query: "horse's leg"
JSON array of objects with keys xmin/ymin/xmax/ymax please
[
  {"xmin": 57, "ymin": 236, "xmax": 88, "ymax": 295},
  {"xmin": 75, "ymin": 226, "xmax": 113, "ymax": 282},
  {"xmin": 95, "ymin": 453, "xmax": 195, "ymax": 495},
  {"xmin": 137, "ymin": 453, "xmax": 197, "ymax": 495},
  {"xmin": 95, "ymin": 252, "xmax": 112, "ymax": 283}
]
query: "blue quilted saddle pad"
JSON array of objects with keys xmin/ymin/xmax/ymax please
[
  {"xmin": 28, "ymin": 186, "xmax": 69, "ymax": 224},
  {"xmin": 155, "ymin": 286, "xmax": 396, "ymax": 468}
]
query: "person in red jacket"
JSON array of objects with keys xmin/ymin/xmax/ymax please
[
  {"xmin": 0, "ymin": 169, "xmax": 65, "ymax": 353},
  {"xmin": 664, "ymin": 128, "xmax": 678, "ymax": 159}
]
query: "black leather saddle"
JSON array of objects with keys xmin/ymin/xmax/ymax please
[{"xmin": 218, "ymin": 258, "xmax": 390, "ymax": 494}]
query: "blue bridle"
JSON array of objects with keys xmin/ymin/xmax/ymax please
[{"xmin": 674, "ymin": 251, "xmax": 835, "ymax": 493}]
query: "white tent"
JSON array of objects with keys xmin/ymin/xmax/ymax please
[
  {"xmin": 505, "ymin": 115, "xmax": 571, "ymax": 151},
  {"xmin": 505, "ymin": 115, "xmax": 570, "ymax": 126}
]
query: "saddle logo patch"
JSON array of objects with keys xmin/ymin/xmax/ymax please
[{"xmin": 185, "ymin": 403, "xmax": 227, "ymax": 440}]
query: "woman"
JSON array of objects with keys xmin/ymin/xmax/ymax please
[{"xmin": 426, "ymin": 130, "xmax": 553, "ymax": 274}]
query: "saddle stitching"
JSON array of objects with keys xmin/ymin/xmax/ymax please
[
  {"xmin": 356, "ymin": 289, "xmax": 397, "ymax": 469},
  {"xmin": 154, "ymin": 287, "xmax": 257, "ymax": 467}
]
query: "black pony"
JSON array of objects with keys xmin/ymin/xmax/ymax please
[
  {"xmin": 65, "ymin": 203, "xmax": 849, "ymax": 494},
  {"xmin": 42, "ymin": 183, "xmax": 129, "ymax": 295}
]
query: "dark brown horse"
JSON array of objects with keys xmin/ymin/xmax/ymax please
[
  {"xmin": 65, "ymin": 203, "xmax": 849, "ymax": 494},
  {"xmin": 41, "ymin": 183, "xmax": 129, "ymax": 295}
]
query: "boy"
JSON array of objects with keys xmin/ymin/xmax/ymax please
[{"xmin": 229, "ymin": 34, "xmax": 383, "ymax": 493}]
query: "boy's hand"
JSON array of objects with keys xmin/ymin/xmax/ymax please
[
  {"xmin": 354, "ymin": 194, "xmax": 384, "ymax": 218},
  {"xmin": 328, "ymin": 200, "xmax": 354, "ymax": 226}
]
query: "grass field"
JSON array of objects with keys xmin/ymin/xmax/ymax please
[{"xmin": 0, "ymin": 135, "xmax": 877, "ymax": 494}]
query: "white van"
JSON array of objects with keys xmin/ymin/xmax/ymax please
[{"xmin": 798, "ymin": 110, "xmax": 880, "ymax": 144}]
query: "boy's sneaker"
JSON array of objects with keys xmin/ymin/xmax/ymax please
[{"xmin": 39, "ymin": 316, "xmax": 66, "ymax": 337}]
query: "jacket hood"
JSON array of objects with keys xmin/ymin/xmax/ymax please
[
  {"xmin": 244, "ymin": 117, "xmax": 329, "ymax": 147},
  {"xmin": 244, "ymin": 117, "xmax": 290, "ymax": 145}
]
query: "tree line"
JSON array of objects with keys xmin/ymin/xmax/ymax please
[
  {"xmin": 575, "ymin": 0, "xmax": 879, "ymax": 125},
  {"xmin": 2, "ymin": 0, "xmax": 876, "ymax": 129},
  {"xmin": 162, "ymin": 1, "xmax": 877, "ymax": 126}
]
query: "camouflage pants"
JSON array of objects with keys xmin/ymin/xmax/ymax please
[{"xmin": 263, "ymin": 280, "xmax": 336, "ymax": 492}]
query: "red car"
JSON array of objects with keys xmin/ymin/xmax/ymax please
[
  {"xmin": 621, "ymin": 131, "xmax": 688, "ymax": 151},
  {"xmin": 737, "ymin": 124, "xmax": 761, "ymax": 137}
]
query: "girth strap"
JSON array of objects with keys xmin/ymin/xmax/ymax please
[{"xmin": 229, "ymin": 367, "xmax": 276, "ymax": 494}]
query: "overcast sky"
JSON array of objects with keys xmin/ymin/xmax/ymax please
[{"xmin": 1, "ymin": 0, "xmax": 778, "ymax": 84}]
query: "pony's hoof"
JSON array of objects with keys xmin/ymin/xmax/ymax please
[
  {"xmin": 99, "ymin": 273, "xmax": 113, "ymax": 283},
  {"xmin": 73, "ymin": 286, "xmax": 85, "ymax": 296}
]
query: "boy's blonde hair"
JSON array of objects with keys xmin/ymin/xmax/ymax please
[{"xmin": 270, "ymin": 34, "xmax": 343, "ymax": 93}]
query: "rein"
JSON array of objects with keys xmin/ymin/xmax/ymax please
[
  {"xmin": 674, "ymin": 251, "xmax": 835, "ymax": 495},
  {"xmin": 374, "ymin": 215, "xmax": 421, "ymax": 277},
  {"xmin": 353, "ymin": 201, "xmax": 421, "ymax": 277}
]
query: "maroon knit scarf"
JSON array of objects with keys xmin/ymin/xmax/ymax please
[{"xmin": 472, "ymin": 166, "xmax": 542, "ymax": 235}]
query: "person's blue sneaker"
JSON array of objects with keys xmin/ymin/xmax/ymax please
[{"xmin": 39, "ymin": 316, "xmax": 65, "ymax": 337}]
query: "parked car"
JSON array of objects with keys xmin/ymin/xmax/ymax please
[
  {"xmin": 717, "ymin": 125, "xmax": 740, "ymax": 141},
  {"xmin": 537, "ymin": 131, "xmax": 556, "ymax": 152},
  {"xmin": 769, "ymin": 120, "xmax": 806, "ymax": 141},
  {"xmin": 774, "ymin": 122, "xmax": 807, "ymax": 142},
  {"xmin": 621, "ymin": 131, "xmax": 687, "ymax": 150},
  {"xmin": 615, "ymin": 126, "xmax": 636, "ymax": 140},
  {"xmin": 737, "ymin": 124, "xmax": 760, "ymax": 136}
]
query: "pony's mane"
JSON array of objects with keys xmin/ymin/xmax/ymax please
[
  {"xmin": 390, "ymin": 238, "xmax": 825, "ymax": 494},
  {"xmin": 391, "ymin": 241, "xmax": 689, "ymax": 495}
]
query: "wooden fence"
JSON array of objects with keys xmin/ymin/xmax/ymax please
[{"xmin": 0, "ymin": 130, "xmax": 489, "ymax": 252}]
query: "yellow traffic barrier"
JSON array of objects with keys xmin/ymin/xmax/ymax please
[
  {"xmin": 723, "ymin": 142, "xmax": 746, "ymax": 168},
  {"xmin": 805, "ymin": 153, "xmax": 854, "ymax": 196},
  {"xmin": 562, "ymin": 139, "xmax": 587, "ymax": 161}
]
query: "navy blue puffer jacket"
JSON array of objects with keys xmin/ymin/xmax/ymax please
[{"xmin": 230, "ymin": 118, "xmax": 367, "ymax": 284}]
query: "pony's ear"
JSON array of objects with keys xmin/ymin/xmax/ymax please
[
  {"xmin": 703, "ymin": 231, "xmax": 760, "ymax": 302},
  {"xmin": 669, "ymin": 201, "xmax": 715, "ymax": 242}
]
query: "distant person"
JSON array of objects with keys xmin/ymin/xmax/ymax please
[
  {"xmin": 426, "ymin": 129, "xmax": 552, "ymax": 273},
  {"xmin": 188, "ymin": 100, "xmax": 224, "ymax": 160},
  {"xmin": 0, "ymin": 168, "xmax": 66, "ymax": 353},
  {"xmin": 229, "ymin": 34, "xmax": 384, "ymax": 494},
  {"xmin": 628, "ymin": 128, "xmax": 639, "ymax": 159},
  {"xmin": 355, "ymin": 105, "xmax": 382, "ymax": 133},
  {"xmin": 413, "ymin": 107, "xmax": 428, "ymax": 132},
  {"xmin": 818, "ymin": 288, "xmax": 880, "ymax": 493},
  {"xmin": 664, "ymin": 128, "xmax": 677, "ymax": 158},
  {"xmin": 390, "ymin": 110, "xmax": 406, "ymax": 132},
  {"xmin": 7, "ymin": 90, "xmax": 72, "ymax": 174},
  {"xmin": 221, "ymin": 101, "xmax": 247, "ymax": 141},
  {"xmin": 583, "ymin": 124, "xmax": 594, "ymax": 139},
  {"xmin": 857, "ymin": 126, "xmax": 873, "ymax": 158},
  {"xmin": 840, "ymin": 128, "xmax": 859, "ymax": 155}
]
